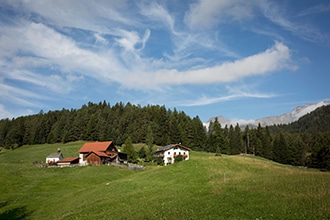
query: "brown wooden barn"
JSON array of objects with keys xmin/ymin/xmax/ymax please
[{"xmin": 78, "ymin": 141, "xmax": 127, "ymax": 165}]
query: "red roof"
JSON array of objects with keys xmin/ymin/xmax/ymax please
[
  {"xmin": 58, "ymin": 157, "xmax": 79, "ymax": 163},
  {"xmin": 88, "ymin": 151, "xmax": 109, "ymax": 157},
  {"xmin": 78, "ymin": 141, "xmax": 113, "ymax": 153}
]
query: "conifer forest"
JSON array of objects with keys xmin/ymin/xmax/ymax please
[{"xmin": 0, "ymin": 101, "xmax": 329, "ymax": 170}]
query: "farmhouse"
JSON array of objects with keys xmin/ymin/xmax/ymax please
[
  {"xmin": 46, "ymin": 148, "xmax": 63, "ymax": 165},
  {"xmin": 78, "ymin": 141, "xmax": 127, "ymax": 165},
  {"xmin": 154, "ymin": 144, "xmax": 191, "ymax": 165}
]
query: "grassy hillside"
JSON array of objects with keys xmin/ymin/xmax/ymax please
[{"xmin": 0, "ymin": 142, "xmax": 329, "ymax": 219}]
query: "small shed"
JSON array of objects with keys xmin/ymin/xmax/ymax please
[
  {"xmin": 57, "ymin": 157, "xmax": 79, "ymax": 167},
  {"xmin": 46, "ymin": 148, "xmax": 63, "ymax": 165}
]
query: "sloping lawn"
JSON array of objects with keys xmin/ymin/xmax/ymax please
[{"xmin": 0, "ymin": 143, "xmax": 329, "ymax": 219}]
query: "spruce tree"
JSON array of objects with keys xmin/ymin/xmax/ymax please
[{"xmin": 123, "ymin": 137, "xmax": 138, "ymax": 163}]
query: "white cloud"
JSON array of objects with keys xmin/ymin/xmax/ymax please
[
  {"xmin": 115, "ymin": 29, "xmax": 151, "ymax": 52},
  {"xmin": 0, "ymin": 20, "xmax": 124, "ymax": 84},
  {"xmin": 139, "ymin": 2, "xmax": 176, "ymax": 34},
  {"xmin": 122, "ymin": 41, "xmax": 293, "ymax": 88},
  {"xmin": 184, "ymin": 0, "xmax": 254, "ymax": 30},
  {"xmin": 0, "ymin": 104, "xmax": 14, "ymax": 119},
  {"xmin": 177, "ymin": 87, "xmax": 275, "ymax": 107},
  {"xmin": 4, "ymin": 0, "xmax": 135, "ymax": 33},
  {"xmin": 0, "ymin": 18, "xmax": 293, "ymax": 93},
  {"xmin": 0, "ymin": 0, "xmax": 308, "ymax": 119},
  {"xmin": 94, "ymin": 33, "xmax": 108, "ymax": 45}
]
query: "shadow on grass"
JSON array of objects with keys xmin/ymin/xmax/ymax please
[{"xmin": 0, "ymin": 201, "xmax": 33, "ymax": 220}]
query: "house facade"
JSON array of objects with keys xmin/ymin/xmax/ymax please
[
  {"xmin": 154, "ymin": 144, "xmax": 191, "ymax": 165},
  {"xmin": 78, "ymin": 141, "xmax": 127, "ymax": 165},
  {"xmin": 46, "ymin": 148, "xmax": 63, "ymax": 165}
]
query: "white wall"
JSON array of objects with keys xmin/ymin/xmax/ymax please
[
  {"xmin": 163, "ymin": 147, "xmax": 189, "ymax": 165},
  {"xmin": 45, "ymin": 157, "xmax": 61, "ymax": 163},
  {"xmin": 79, "ymin": 153, "xmax": 86, "ymax": 165}
]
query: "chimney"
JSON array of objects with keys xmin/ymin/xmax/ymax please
[{"xmin": 57, "ymin": 148, "xmax": 61, "ymax": 153}]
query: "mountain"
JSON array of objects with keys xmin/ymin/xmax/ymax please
[
  {"xmin": 205, "ymin": 101, "xmax": 330, "ymax": 128},
  {"xmin": 280, "ymin": 103, "xmax": 330, "ymax": 133}
]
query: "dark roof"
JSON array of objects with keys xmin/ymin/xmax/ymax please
[
  {"xmin": 78, "ymin": 141, "xmax": 113, "ymax": 153},
  {"xmin": 46, "ymin": 152, "xmax": 63, "ymax": 158},
  {"xmin": 58, "ymin": 157, "xmax": 79, "ymax": 163},
  {"xmin": 155, "ymin": 144, "xmax": 191, "ymax": 153}
]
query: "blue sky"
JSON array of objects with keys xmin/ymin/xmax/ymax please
[{"xmin": 0, "ymin": 0, "xmax": 329, "ymax": 122}]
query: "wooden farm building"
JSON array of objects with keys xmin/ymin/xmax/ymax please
[{"xmin": 78, "ymin": 141, "xmax": 127, "ymax": 165}]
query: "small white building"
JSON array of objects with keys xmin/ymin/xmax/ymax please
[
  {"xmin": 154, "ymin": 144, "xmax": 191, "ymax": 165},
  {"xmin": 46, "ymin": 148, "xmax": 63, "ymax": 165}
]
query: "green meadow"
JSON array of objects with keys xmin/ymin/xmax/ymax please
[{"xmin": 0, "ymin": 142, "xmax": 329, "ymax": 219}]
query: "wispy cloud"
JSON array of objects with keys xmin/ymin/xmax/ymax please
[
  {"xmin": 184, "ymin": 0, "xmax": 254, "ymax": 30},
  {"xmin": 178, "ymin": 85, "xmax": 276, "ymax": 107},
  {"xmin": 5, "ymin": 0, "xmax": 136, "ymax": 33},
  {"xmin": 0, "ymin": 82, "xmax": 45, "ymax": 107},
  {"xmin": 0, "ymin": 14, "xmax": 294, "ymax": 91},
  {"xmin": 297, "ymin": 4, "xmax": 330, "ymax": 17},
  {"xmin": 2, "ymin": 0, "xmax": 321, "ymax": 120},
  {"xmin": 258, "ymin": 1, "xmax": 329, "ymax": 44},
  {"xmin": 0, "ymin": 104, "xmax": 14, "ymax": 119},
  {"xmin": 139, "ymin": 2, "xmax": 177, "ymax": 34},
  {"xmin": 115, "ymin": 29, "xmax": 151, "ymax": 52}
]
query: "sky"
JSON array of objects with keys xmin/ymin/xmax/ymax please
[{"xmin": 0, "ymin": 0, "xmax": 329, "ymax": 122}]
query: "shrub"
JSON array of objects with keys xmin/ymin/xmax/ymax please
[
  {"xmin": 155, "ymin": 157, "xmax": 164, "ymax": 166},
  {"xmin": 215, "ymin": 146, "xmax": 221, "ymax": 156},
  {"xmin": 175, "ymin": 155, "xmax": 184, "ymax": 162}
]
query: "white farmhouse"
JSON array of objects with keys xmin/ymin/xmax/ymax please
[{"xmin": 154, "ymin": 144, "xmax": 191, "ymax": 165}]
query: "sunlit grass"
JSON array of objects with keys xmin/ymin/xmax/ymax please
[{"xmin": 0, "ymin": 143, "xmax": 329, "ymax": 219}]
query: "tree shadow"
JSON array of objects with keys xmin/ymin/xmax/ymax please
[{"xmin": 0, "ymin": 201, "xmax": 33, "ymax": 220}]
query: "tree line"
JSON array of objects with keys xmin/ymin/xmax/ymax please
[{"xmin": 0, "ymin": 101, "xmax": 329, "ymax": 170}]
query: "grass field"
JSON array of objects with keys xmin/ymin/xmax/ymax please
[{"xmin": 0, "ymin": 142, "xmax": 329, "ymax": 219}]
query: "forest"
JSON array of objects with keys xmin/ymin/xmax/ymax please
[{"xmin": 0, "ymin": 101, "xmax": 329, "ymax": 170}]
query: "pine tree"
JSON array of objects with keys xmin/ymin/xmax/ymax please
[
  {"xmin": 84, "ymin": 114, "xmax": 98, "ymax": 141},
  {"xmin": 263, "ymin": 126, "xmax": 273, "ymax": 159},
  {"xmin": 146, "ymin": 125, "xmax": 154, "ymax": 161},
  {"xmin": 206, "ymin": 118, "xmax": 225, "ymax": 153},
  {"xmin": 243, "ymin": 125, "xmax": 250, "ymax": 154},
  {"xmin": 123, "ymin": 137, "xmax": 138, "ymax": 163},
  {"xmin": 273, "ymin": 133, "xmax": 288, "ymax": 164},
  {"xmin": 138, "ymin": 146, "xmax": 147, "ymax": 159},
  {"xmin": 227, "ymin": 124, "xmax": 243, "ymax": 155}
]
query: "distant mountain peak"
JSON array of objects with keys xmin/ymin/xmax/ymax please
[{"xmin": 204, "ymin": 100, "xmax": 330, "ymax": 128}]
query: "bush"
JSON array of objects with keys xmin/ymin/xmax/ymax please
[
  {"xmin": 215, "ymin": 146, "xmax": 221, "ymax": 156},
  {"xmin": 155, "ymin": 157, "xmax": 164, "ymax": 166},
  {"xmin": 175, "ymin": 155, "xmax": 184, "ymax": 162}
]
